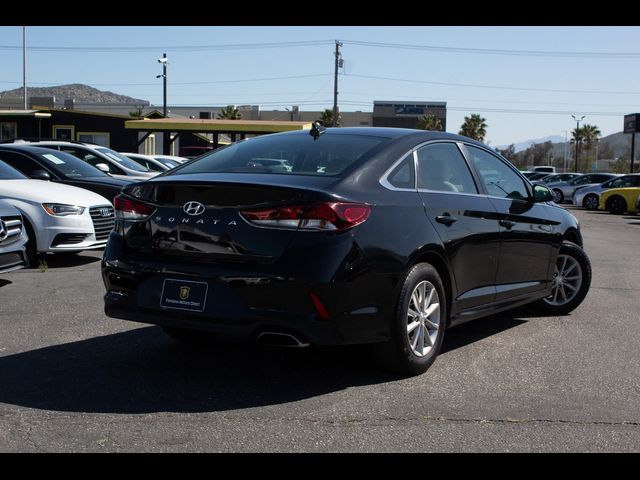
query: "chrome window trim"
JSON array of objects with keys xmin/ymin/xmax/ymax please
[{"xmin": 379, "ymin": 139, "xmax": 479, "ymax": 194}]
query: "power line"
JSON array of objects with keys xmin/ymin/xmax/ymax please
[
  {"xmin": 341, "ymin": 39, "xmax": 640, "ymax": 58},
  {"xmin": 347, "ymin": 74, "xmax": 640, "ymax": 95},
  {"xmin": 0, "ymin": 73, "xmax": 333, "ymax": 87},
  {"xmin": 0, "ymin": 40, "xmax": 334, "ymax": 53}
]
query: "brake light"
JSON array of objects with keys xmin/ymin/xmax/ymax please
[
  {"xmin": 114, "ymin": 195, "xmax": 156, "ymax": 221},
  {"xmin": 240, "ymin": 202, "xmax": 371, "ymax": 231}
]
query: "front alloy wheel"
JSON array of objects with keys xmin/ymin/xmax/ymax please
[
  {"xmin": 535, "ymin": 242, "xmax": 591, "ymax": 315},
  {"xmin": 583, "ymin": 194, "xmax": 599, "ymax": 210},
  {"xmin": 546, "ymin": 254, "xmax": 583, "ymax": 307}
]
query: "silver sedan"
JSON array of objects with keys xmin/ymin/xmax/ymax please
[
  {"xmin": 548, "ymin": 173, "xmax": 618, "ymax": 203},
  {"xmin": 573, "ymin": 174, "xmax": 640, "ymax": 209}
]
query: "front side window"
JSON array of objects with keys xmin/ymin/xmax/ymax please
[
  {"xmin": 415, "ymin": 143, "xmax": 477, "ymax": 194},
  {"xmin": 464, "ymin": 145, "xmax": 529, "ymax": 200}
]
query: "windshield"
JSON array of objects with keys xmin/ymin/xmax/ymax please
[
  {"xmin": 0, "ymin": 159, "xmax": 28, "ymax": 180},
  {"xmin": 36, "ymin": 150, "xmax": 109, "ymax": 178},
  {"xmin": 96, "ymin": 147, "xmax": 150, "ymax": 172},
  {"xmin": 174, "ymin": 133, "xmax": 390, "ymax": 177}
]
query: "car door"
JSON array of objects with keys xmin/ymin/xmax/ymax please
[
  {"xmin": 414, "ymin": 141, "xmax": 501, "ymax": 312},
  {"xmin": 461, "ymin": 144, "xmax": 561, "ymax": 302}
]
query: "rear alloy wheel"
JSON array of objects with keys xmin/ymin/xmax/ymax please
[
  {"xmin": 374, "ymin": 263, "xmax": 446, "ymax": 376},
  {"xmin": 534, "ymin": 242, "xmax": 591, "ymax": 315},
  {"xmin": 583, "ymin": 194, "xmax": 599, "ymax": 211},
  {"xmin": 605, "ymin": 195, "xmax": 627, "ymax": 214},
  {"xmin": 553, "ymin": 189, "xmax": 564, "ymax": 203}
]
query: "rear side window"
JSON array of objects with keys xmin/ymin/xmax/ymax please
[
  {"xmin": 386, "ymin": 155, "xmax": 415, "ymax": 189},
  {"xmin": 175, "ymin": 133, "xmax": 390, "ymax": 177},
  {"xmin": 416, "ymin": 143, "xmax": 478, "ymax": 193}
]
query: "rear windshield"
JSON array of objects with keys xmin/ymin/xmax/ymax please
[
  {"xmin": 173, "ymin": 133, "xmax": 390, "ymax": 177},
  {"xmin": 96, "ymin": 147, "xmax": 150, "ymax": 172}
]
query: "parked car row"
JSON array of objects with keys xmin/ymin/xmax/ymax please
[{"xmin": 0, "ymin": 139, "xmax": 188, "ymax": 271}]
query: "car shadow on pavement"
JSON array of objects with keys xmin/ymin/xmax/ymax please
[
  {"xmin": 441, "ymin": 312, "xmax": 526, "ymax": 354},
  {"xmin": 0, "ymin": 314, "xmax": 526, "ymax": 415},
  {"xmin": 29, "ymin": 252, "xmax": 102, "ymax": 269},
  {"xmin": 0, "ymin": 278, "xmax": 12, "ymax": 288}
]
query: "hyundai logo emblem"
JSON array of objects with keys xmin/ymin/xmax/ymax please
[{"xmin": 183, "ymin": 201, "xmax": 206, "ymax": 216}]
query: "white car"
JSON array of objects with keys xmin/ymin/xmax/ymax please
[
  {"xmin": 0, "ymin": 199, "xmax": 29, "ymax": 272},
  {"xmin": 0, "ymin": 159, "xmax": 115, "ymax": 264}
]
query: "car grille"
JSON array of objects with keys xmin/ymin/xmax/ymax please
[
  {"xmin": 0, "ymin": 215, "xmax": 23, "ymax": 245},
  {"xmin": 90, "ymin": 206, "xmax": 115, "ymax": 241}
]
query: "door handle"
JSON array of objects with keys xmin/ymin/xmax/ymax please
[
  {"xmin": 499, "ymin": 219, "xmax": 517, "ymax": 230},
  {"xmin": 435, "ymin": 214, "xmax": 458, "ymax": 226}
]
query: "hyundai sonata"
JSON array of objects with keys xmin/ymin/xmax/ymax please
[{"xmin": 102, "ymin": 126, "xmax": 591, "ymax": 375}]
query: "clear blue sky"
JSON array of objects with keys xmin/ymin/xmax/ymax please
[{"xmin": 2, "ymin": 26, "xmax": 640, "ymax": 147}]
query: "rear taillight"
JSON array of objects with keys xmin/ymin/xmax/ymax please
[
  {"xmin": 114, "ymin": 195, "xmax": 156, "ymax": 221},
  {"xmin": 240, "ymin": 202, "xmax": 371, "ymax": 232}
]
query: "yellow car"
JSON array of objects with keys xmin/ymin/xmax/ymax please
[{"xmin": 599, "ymin": 187, "xmax": 640, "ymax": 214}]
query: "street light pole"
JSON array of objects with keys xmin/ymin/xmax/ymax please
[
  {"xmin": 23, "ymin": 26, "xmax": 27, "ymax": 110},
  {"xmin": 572, "ymin": 115, "xmax": 585, "ymax": 172},
  {"xmin": 563, "ymin": 130, "xmax": 568, "ymax": 172},
  {"xmin": 157, "ymin": 53, "xmax": 168, "ymax": 154}
]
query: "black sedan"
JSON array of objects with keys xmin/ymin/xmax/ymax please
[
  {"xmin": 0, "ymin": 145, "xmax": 134, "ymax": 204},
  {"xmin": 102, "ymin": 127, "xmax": 591, "ymax": 375}
]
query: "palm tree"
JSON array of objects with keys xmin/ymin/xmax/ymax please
[
  {"xmin": 217, "ymin": 105, "xmax": 242, "ymax": 120},
  {"xmin": 458, "ymin": 114, "xmax": 487, "ymax": 142},
  {"xmin": 317, "ymin": 109, "xmax": 340, "ymax": 127},
  {"xmin": 417, "ymin": 114, "xmax": 443, "ymax": 131},
  {"xmin": 581, "ymin": 124, "xmax": 601, "ymax": 168},
  {"xmin": 570, "ymin": 127, "xmax": 585, "ymax": 171}
]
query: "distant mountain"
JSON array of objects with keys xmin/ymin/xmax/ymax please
[
  {"xmin": 497, "ymin": 135, "xmax": 566, "ymax": 153},
  {"xmin": 0, "ymin": 83, "xmax": 149, "ymax": 105}
]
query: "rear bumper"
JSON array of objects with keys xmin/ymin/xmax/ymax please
[{"xmin": 102, "ymin": 232, "xmax": 395, "ymax": 346}]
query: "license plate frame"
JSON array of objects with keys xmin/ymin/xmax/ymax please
[{"xmin": 160, "ymin": 279, "xmax": 209, "ymax": 312}]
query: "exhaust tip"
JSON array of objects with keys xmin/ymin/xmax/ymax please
[{"xmin": 257, "ymin": 331, "xmax": 310, "ymax": 348}]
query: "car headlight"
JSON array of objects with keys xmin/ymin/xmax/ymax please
[{"xmin": 42, "ymin": 203, "xmax": 86, "ymax": 216}]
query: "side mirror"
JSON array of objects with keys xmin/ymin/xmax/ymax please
[
  {"xmin": 95, "ymin": 163, "xmax": 110, "ymax": 173},
  {"xmin": 30, "ymin": 169, "xmax": 51, "ymax": 181},
  {"xmin": 532, "ymin": 184, "xmax": 554, "ymax": 203}
]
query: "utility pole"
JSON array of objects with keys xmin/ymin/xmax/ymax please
[
  {"xmin": 23, "ymin": 26, "xmax": 27, "ymax": 110},
  {"xmin": 572, "ymin": 115, "xmax": 585, "ymax": 172},
  {"xmin": 332, "ymin": 41, "xmax": 343, "ymax": 127}
]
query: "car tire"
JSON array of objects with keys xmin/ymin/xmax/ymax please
[
  {"xmin": 605, "ymin": 195, "xmax": 627, "ymax": 214},
  {"xmin": 583, "ymin": 194, "xmax": 599, "ymax": 211},
  {"xmin": 553, "ymin": 188, "xmax": 564, "ymax": 203},
  {"xmin": 374, "ymin": 263, "xmax": 447, "ymax": 376},
  {"xmin": 22, "ymin": 218, "xmax": 39, "ymax": 267},
  {"xmin": 533, "ymin": 242, "xmax": 591, "ymax": 315}
]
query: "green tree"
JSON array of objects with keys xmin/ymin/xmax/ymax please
[
  {"xmin": 570, "ymin": 127, "xmax": 585, "ymax": 171},
  {"xmin": 458, "ymin": 114, "xmax": 487, "ymax": 142},
  {"xmin": 317, "ymin": 109, "xmax": 341, "ymax": 127},
  {"xmin": 417, "ymin": 114, "xmax": 443, "ymax": 131},
  {"xmin": 128, "ymin": 105, "xmax": 144, "ymax": 118},
  {"xmin": 217, "ymin": 105, "xmax": 242, "ymax": 120}
]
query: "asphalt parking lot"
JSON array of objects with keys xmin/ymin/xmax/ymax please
[{"xmin": 1, "ymin": 206, "xmax": 639, "ymax": 452}]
